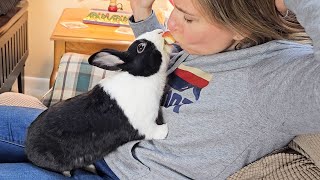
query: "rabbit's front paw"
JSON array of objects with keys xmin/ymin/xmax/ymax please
[
  {"xmin": 62, "ymin": 171, "xmax": 72, "ymax": 177},
  {"xmin": 152, "ymin": 124, "xmax": 168, "ymax": 139},
  {"xmin": 84, "ymin": 164, "xmax": 97, "ymax": 174}
]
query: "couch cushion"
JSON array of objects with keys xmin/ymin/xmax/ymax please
[
  {"xmin": 289, "ymin": 134, "xmax": 320, "ymax": 168},
  {"xmin": 228, "ymin": 152, "xmax": 320, "ymax": 180},
  {"xmin": 42, "ymin": 53, "xmax": 112, "ymax": 107},
  {"xmin": 228, "ymin": 134, "xmax": 320, "ymax": 179}
]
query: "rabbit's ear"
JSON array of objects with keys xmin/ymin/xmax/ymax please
[{"xmin": 88, "ymin": 49, "xmax": 127, "ymax": 71}]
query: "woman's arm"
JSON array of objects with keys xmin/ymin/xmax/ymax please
[
  {"xmin": 273, "ymin": 0, "xmax": 320, "ymax": 135},
  {"xmin": 129, "ymin": 0, "xmax": 154, "ymax": 22},
  {"xmin": 128, "ymin": 0, "xmax": 164, "ymax": 37},
  {"xmin": 129, "ymin": 11, "xmax": 164, "ymax": 38},
  {"xmin": 284, "ymin": 0, "xmax": 320, "ymax": 59}
]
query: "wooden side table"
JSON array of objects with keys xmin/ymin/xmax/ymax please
[{"xmin": 50, "ymin": 8, "xmax": 135, "ymax": 88}]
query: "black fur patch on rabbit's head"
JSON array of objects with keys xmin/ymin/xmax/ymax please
[{"xmin": 88, "ymin": 29, "xmax": 169, "ymax": 77}]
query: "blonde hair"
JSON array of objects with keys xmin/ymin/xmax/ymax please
[{"xmin": 193, "ymin": 0, "xmax": 311, "ymax": 49}]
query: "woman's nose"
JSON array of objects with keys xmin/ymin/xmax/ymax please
[{"xmin": 167, "ymin": 12, "xmax": 178, "ymax": 32}]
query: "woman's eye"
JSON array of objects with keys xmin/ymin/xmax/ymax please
[
  {"xmin": 184, "ymin": 17, "xmax": 193, "ymax": 23},
  {"xmin": 137, "ymin": 43, "xmax": 147, "ymax": 53}
]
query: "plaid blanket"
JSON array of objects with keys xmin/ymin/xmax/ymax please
[
  {"xmin": 42, "ymin": 53, "xmax": 112, "ymax": 107},
  {"xmin": 42, "ymin": 53, "xmax": 320, "ymax": 180}
]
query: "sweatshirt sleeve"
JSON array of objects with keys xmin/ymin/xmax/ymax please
[
  {"xmin": 285, "ymin": 0, "xmax": 320, "ymax": 60},
  {"xmin": 129, "ymin": 10, "xmax": 164, "ymax": 38}
]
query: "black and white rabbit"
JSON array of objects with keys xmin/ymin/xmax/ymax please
[{"xmin": 25, "ymin": 29, "xmax": 171, "ymax": 175}]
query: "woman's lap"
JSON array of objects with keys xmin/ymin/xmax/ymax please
[
  {"xmin": 0, "ymin": 106, "xmax": 104, "ymax": 179},
  {"xmin": 0, "ymin": 105, "xmax": 44, "ymax": 162},
  {"xmin": 0, "ymin": 163, "xmax": 104, "ymax": 180},
  {"xmin": 0, "ymin": 105, "xmax": 109, "ymax": 179},
  {"xmin": 0, "ymin": 163, "xmax": 68, "ymax": 180}
]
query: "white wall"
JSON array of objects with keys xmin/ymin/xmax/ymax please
[{"xmin": 20, "ymin": 0, "xmax": 171, "ymax": 98}]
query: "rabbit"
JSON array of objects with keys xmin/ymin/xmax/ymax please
[{"xmin": 25, "ymin": 29, "xmax": 172, "ymax": 175}]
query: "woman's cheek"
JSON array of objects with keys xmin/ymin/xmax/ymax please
[{"xmin": 183, "ymin": 32, "xmax": 202, "ymax": 44}]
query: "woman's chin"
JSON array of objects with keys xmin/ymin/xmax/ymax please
[{"xmin": 178, "ymin": 45, "xmax": 195, "ymax": 54}]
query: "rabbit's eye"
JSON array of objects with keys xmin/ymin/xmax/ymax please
[{"xmin": 137, "ymin": 43, "xmax": 147, "ymax": 53}]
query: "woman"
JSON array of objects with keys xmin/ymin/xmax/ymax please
[{"xmin": 0, "ymin": 0, "xmax": 319, "ymax": 179}]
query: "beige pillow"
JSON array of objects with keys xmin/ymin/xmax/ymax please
[{"xmin": 0, "ymin": 92, "xmax": 47, "ymax": 110}]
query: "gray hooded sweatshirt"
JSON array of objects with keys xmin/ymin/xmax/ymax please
[{"xmin": 104, "ymin": 0, "xmax": 320, "ymax": 179}]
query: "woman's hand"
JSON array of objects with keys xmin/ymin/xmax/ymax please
[
  {"xmin": 275, "ymin": 0, "xmax": 288, "ymax": 15},
  {"xmin": 128, "ymin": 0, "xmax": 155, "ymax": 22}
]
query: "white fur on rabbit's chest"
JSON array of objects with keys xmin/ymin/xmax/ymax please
[{"xmin": 99, "ymin": 72, "xmax": 166, "ymax": 135}]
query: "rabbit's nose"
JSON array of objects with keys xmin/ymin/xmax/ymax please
[{"xmin": 155, "ymin": 29, "xmax": 164, "ymax": 34}]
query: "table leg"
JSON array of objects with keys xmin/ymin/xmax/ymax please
[{"xmin": 50, "ymin": 40, "xmax": 65, "ymax": 88}]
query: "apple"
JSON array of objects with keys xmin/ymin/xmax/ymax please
[
  {"xmin": 162, "ymin": 31, "xmax": 176, "ymax": 45},
  {"xmin": 108, "ymin": 5, "xmax": 118, "ymax": 12}
]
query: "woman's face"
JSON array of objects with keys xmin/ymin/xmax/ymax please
[{"xmin": 167, "ymin": 0, "xmax": 242, "ymax": 55}]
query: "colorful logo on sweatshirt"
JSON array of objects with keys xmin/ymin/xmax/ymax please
[{"xmin": 161, "ymin": 64, "xmax": 212, "ymax": 113}]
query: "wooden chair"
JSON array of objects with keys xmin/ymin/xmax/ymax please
[{"xmin": 0, "ymin": 1, "xmax": 28, "ymax": 93}]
